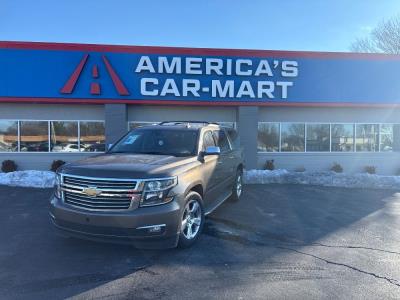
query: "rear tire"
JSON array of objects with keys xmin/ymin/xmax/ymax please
[
  {"xmin": 178, "ymin": 191, "xmax": 204, "ymax": 248},
  {"xmin": 229, "ymin": 169, "xmax": 243, "ymax": 202}
]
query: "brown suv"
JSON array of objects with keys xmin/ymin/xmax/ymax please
[{"xmin": 50, "ymin": 121, "xmax": 244, "ymax": 248}]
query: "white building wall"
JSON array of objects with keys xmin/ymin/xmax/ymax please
[
  {"xmin": 0, "ymin": 103, "xmax": 104, "ymax": 120},
  {"xmin": 128, "ymin": 105, "xmax": 237, "ymax": 123}
]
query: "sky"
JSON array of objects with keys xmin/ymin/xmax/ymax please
[{"xmin": 0, "ymin": 0, "xmax": 399, "ymax": 52}]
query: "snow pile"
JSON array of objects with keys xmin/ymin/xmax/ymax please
[
  {"xmin": 245, "ymin": 169, "xmax": 400, "ymax": 190},
  {"xmin": 0, "ymin": 171, "xmax": 56, "ymax": 188},
  {"xmin": 0, "ymin": 169, "xmax": 399, "ymax": 190}
]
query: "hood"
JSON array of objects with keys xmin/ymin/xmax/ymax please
[{"xmin": 60, "ymin": 153, "xmax": 199, "ymax": 179}]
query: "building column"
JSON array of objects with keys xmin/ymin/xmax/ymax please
[
  {"xmin": 105, "ymin": 104, "xmax": 127, "ymax": 147},
  {"xmin": 237, "ymin": 106, "xmax": 258, "ymax": 170}
]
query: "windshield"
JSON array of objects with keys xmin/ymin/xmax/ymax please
[{"xmin": 109, "ymin": 128, "xmax": 199, "ymax": 156}]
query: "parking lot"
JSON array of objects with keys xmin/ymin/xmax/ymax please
[{"xmin": 1, "ymin": 184, "xmax": 400, "ymax": 299}]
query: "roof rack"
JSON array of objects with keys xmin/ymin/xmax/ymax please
[{"xmin": 158, "ymin": 121, "xmax": 219, "ymax": 127}]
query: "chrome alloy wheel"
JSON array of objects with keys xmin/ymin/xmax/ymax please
[
  {"xmin": 181, "ymin": 199, "xmax": 202, "ymax": 240},
  {"xmin": 236, "ymin": 174, "xmax": 243, "ymax": 197}
]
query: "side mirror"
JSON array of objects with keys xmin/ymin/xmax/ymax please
[{"xmin": 203, "ymin": 146, "xmax": 221, "ymax": 156}]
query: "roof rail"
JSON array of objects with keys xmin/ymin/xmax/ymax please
[{"xmin": 159, "ymin": 121, "xmax": 219, "ymax": 127}]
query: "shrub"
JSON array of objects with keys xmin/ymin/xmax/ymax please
[
  {"xmin": 1, "ymin": 160, "xmax": 17, "ymax": 173},
  {"xmin": 51, "ymin": 160, "xmax": 66, "ymax": 172},
  {"xmin": 365, "ymin": 166, "xmax": 376, "ymax": 174},
  {"xmin": 265, "ymin": 159, "xmax": 275, "ymax": 170},
  {"xmin": 294, "ymin": 166, "xmax": 306, "ymax": 172},
  {"xmin": 331, "ymin": 162, "xmax": 343, "ymax": 173}
]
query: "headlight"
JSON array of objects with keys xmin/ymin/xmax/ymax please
[
  {"xmin": 141, "ymin": 177, "xmax": 177, "ymax": 207},
  {"xmin": 55, "ymin": 173, "xmax": 62, "ymax": 199}
]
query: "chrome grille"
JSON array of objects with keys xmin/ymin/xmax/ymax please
[{"xmin": 62, "ymin": 175, "xmax": 139, "ymax": 211}]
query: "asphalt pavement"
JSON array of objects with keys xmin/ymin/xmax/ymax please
[{"xmin": 0, "ymin": 184, "xmax": 400, "ymax": 299}]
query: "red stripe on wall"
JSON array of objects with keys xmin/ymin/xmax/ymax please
[
  {"xmin": 1, "ymin": 41, "xmax": 400, "ymax": 60},
  {"xmin": 60, "ymin": 54, "xmax": 89, "ymax": 94},
  {"xmin": 90, "ymin": 83, "xmax": 100, "ymax": 95},
  {"xmin": 0, "ymin": 96, "xmax": 399, "ymax": 108},
  {"xmin": 92, "ymin": 65, "xmax": 99, "ymax": 78},
  {"xmin": 102, "ymin": 55, "xmax": 129, "ymax": 96}
]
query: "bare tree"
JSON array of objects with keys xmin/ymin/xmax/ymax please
[{"xmin": 351, "ymin": 15, "xmax": 400, "ymax": 54}]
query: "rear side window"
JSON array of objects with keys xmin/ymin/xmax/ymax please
[
  {"xmin": 202, "ymin": 131, "xmax": 216, "ymax": 151},
  {"xmin": 225, "ymin": 128, "xmax": 239, "ymax": 149},
  {"xmin": 213, "ymin": 130, "xmax": 231, "ymax": 152}
]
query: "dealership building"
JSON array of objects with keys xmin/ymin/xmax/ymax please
[{"xmin": 0, "ymin": 41, "xmax": 400, "ymax": 174}]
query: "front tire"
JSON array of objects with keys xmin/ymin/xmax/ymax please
[
  {"xmin": 178, "ymin": 191, "xmax": 204, "ymax": 248},
  {"xmin": 230, "ymin": 169, "xmax": 243, "ymax": 202}
]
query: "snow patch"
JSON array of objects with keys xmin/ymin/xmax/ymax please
[
  {"xmin": 245, "ymin": 169, "xmax": 400, "ymax": 190},
  {"xmin": 0, "ymin": 171, "xmax": 56, "ymax": 188},
  {"xmin": 1, "ymin": 169, "xmax": 399, "ymax": 190}
]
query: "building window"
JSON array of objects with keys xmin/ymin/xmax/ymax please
[
  {"xmin": 331, "ymin": 124, "xmax": 354, "ymax": 152},
  {"xmin": 20, "ymin": 121, "xmax": 49, "ymax": 152},
  {"xmin": 306, "ymin": 124, "xmax": 330, "ymax": 152},
  {"xmin": 356, "ymin": 124, "xmax": 379, "ymax": 152},
  {"xmin": 257, "ymin": 123, "xmax": 279, "ymax": 152},
  {"xmin": 219, "ymin": 122, "xmax": 236, "ymax": 128},
  {"xmin": 281, "ymin": 123, "xmax": 305, "ymax": 152},
  {"xmin": 0, "ymin": 121, "xmax": 18, "ymax": 152},
  {"xmin": 79, "ymin": 122, "xmax": 105, "ymax": 152},
  {"xmin": 129, "ymin": 122, "xmax": 156, "ymax": 130},
  {"xmin": 50, "ymin": 121, "xmax": 79, "ymax": 152},
  {"xmin": 380, "ymin": 124, "xmax": 394, "ymax": 152}
]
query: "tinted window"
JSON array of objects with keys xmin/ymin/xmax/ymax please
[
  {"xmin": 356, "ymin": 124, "xmax": 379, "ymax": 152},
  {"xmin": 281, "ymin": 123, "xmax": 305, "ymax": 152},
  {"xmin": 80, "ymin": 122, "xmax": 105, "ymax": 152},
  {"xmin": 0, "ymin": 121, "xmax": 18, "ymax": 152},
  {"xmin": 331, "ymin": 124, "xmax": 354, "ymax": 152},
  {"xmin": 110, "ymin": 129, "xmax": 198, "ymax": 156},
  {"xmin": 213, "ymin": 130, "xmax": 230, "ymax": 152},
  {"xmin": 202, "ymin": 131, "xmax": 216, "ymax": 150},
  {"xmin": 20, "ymin": 121, "xmax": 49, "ymax": 152},
  {"xmin": 306, "ymin": 124, "xmax": 330, "ymax": 152},
  {"xmin": 50, "ymin": 121, "xmax": 78, "ymax": 152},
  {"xmin": 258, "ymin": 123, "xmax": 279, "ymax": 152},
  {"xmin": 380, "ymin": 124, "xmax": 394, "ymax": 152}
]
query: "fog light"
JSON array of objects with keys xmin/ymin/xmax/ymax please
[
  {"xmin": 136, "ymin": 224, "xmax": 166, "ymax": 234},
  {"xmin": 148, "ymin": 225, "xmax": 162, "ymax": 233}
]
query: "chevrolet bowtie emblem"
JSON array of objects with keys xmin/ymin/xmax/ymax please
[{"xmin": 83, "ymin": 187, "xmax": 102, "ymax": 197}]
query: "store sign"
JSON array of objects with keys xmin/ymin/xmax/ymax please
[
  {"xmin": 0, "ymin": 42, "xmax": 400, "ymax": 106},
  {"xmin": 60, "ymin": 53, "xmax": 298, "ymax": 100}
]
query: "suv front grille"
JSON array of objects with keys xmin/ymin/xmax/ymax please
[{"xmin": 62, "ymin": 175, "xmax": 139, "ymax": 211}]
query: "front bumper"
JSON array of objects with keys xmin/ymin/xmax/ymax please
[{"xmin": 49, "ymin": 195, "xmax": 182, "ymax": 249}]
